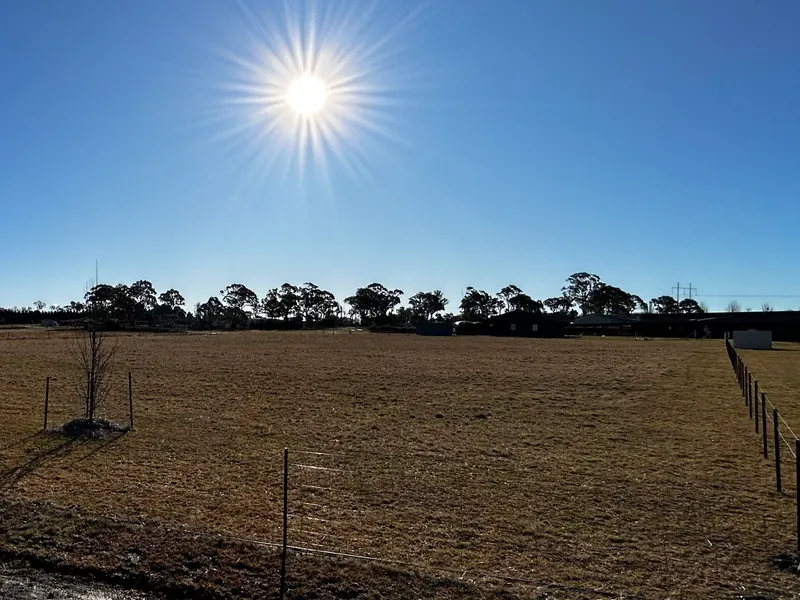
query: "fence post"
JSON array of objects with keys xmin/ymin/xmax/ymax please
[
  {"xmin": 749, "ymin": 376, "xmax": 753, "ymax": 418},
  {"xmin": 755, "ymin": 389, "xmax": 759, "ymax": 434},
  {"xmin": 128, "ymin": 371, "xmax": 134, "ymax": 430},
  {"xmin": 762, "ymin": 393, "xmax": 768, "ymax": 458},
  {"xmin": 796, "ymin": 440, "xmax": 800, "ymax": 553},
  {"xmin": 43, "ymin": 377, "xmax": 50, "ymax": 431},
  {"xmin": 743, "ymin": 366, "xmax": 748, "ymax": 399},
  {"xmin": 744, "ymin": 370, "xmax": 748, "ymax": 405},
  {"xmin": 280, "ymin": 447, "xmax": 289, "ymax": 600},
  {"xmin": 743, "ymin": 363, "xmax": 747, "ymax": 389},
  {"xmin": 774, "ymin": 408, "xmax": 782, "ymax": 493}
]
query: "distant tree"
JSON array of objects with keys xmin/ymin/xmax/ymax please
[
  {"xmin": 562, "ymin": 273, "xmax": 602, "ymax": 315},
  {"xmin": 459, "ymin": 287, "xmax": 502, "ymax": 321},
  {"xmin": 158, "ymin": 289, "xmax": 185, "ymax": 312},
  {"xmin": 261, "ymin": 288, "xmax": 282, "ymax": 319},
  {"xmin": 394, "ymin": 306, "xmax": 414, "ymax": 327},
  {"xmin": 68, "ymin": 301, "xmax": 85, "ymax": 313},
  {"xmin": 544, "ymin": 295, "xmax": 574, "ymax": 315},
  {"xmin": 497, "ymin": 285, "xmax": 523, "ymax": 313},
  {"xmin": 300, "ymin": 283, "xmax": 339, "ymax": 322},
  {"xmin": 220, "ymin": 284, "xmax": 259, "ymax": 328},
  {"xmin": 699, "ymin": 301, "xmax": 709, "ymax": 313},
  {"xmin": 33, "ymin": 300, "xmax": 46, "ymax": 311},
  {"xmin": 408, "ymin": 290, "xmax": 448, "ymax": 321},
  {"xmin": 196, "ymin": 297, "xmax": 225, "ymax": 329},
  {"xmin": 497, "ymin": 285, "xmax": 543, "ymax": 314},
  {"xmin": 762, "ymin": 303, "xmax": 773, "ymax": 312},
  {"xmin": 85, "ymin": 284, "xmax": 117, "ymax": 317},
  {"xmin": 727, "ymin": 300, "xmax": 742, "ymax": 313},
  {"xmin": 345, "ymin": 283, "xmax": 403, "ymax": 325},
  {"xmin": 508, "ymin": 293, "xmax": 544, "ymax": 313},
  {"xmin": 678, "ymin": 298, "xmax": 704, "ymax": 314},
  {"xmin": 113, "ymin": 284, "xmax": 138, "ymax": 324},
  {"xmin": 584, "ymin": 284, "xmax": 641, "ymax": 315},
  {"xmin": 651, "ymin": 295, "xmax": 680, "ymax": 314},
  {"xmin": 130, "ymin": 280, "xmax": 157, "ymax": 313}
]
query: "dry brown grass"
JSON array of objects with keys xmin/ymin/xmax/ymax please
[
  {"xmin": 1, "ymin": 330, "xmax": 799, "ymax": 598},
  {"xmin": 739, "ymin": 343, "xmax": 800, "ymax": 433}
]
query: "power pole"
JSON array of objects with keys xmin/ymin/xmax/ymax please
[{"xmin": 672, "ymin": 282, "xmax": 696, "ymax": 303}]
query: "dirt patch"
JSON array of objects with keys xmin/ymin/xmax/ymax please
[
  {"xmin": 53, "ymin": 419, "xmax": 128, "ymax": 439},
  {"xmin": 0, "ymin": 562, "xmax": 156, "ymax": 599}
]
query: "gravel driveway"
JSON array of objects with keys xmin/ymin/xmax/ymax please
[{"xmin": 0, "ymin": 566, "xmax": 157, "ymax": 600}]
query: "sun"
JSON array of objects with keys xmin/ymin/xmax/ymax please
[
  {"xmin": 206, "ymin": 0, "xmax": 427, "ymax": 183},
  {"xmin": 286, "ymin": 75, "xmax": 328, "ymax": 117}
]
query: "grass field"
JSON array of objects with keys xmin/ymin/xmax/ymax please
[
  {"xmin": 1, "ymin": 330, "xmax": 800, "ymax": 599},
  {"xmin": 739, "ymin": 343, "xmax": 800, "ymax": 433}
]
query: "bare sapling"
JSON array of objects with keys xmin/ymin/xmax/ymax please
[
  {"xmin": 57, "ymin": 276, "xmax": 126, "ymax": 437},
  {"xmin": 72, "ymin": 325, "xmax": 118, "ymax": 423}
]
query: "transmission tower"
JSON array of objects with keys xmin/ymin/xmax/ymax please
[{"xmin": 671, "ymin": 282, "xmax": 697, "ymax": 303}]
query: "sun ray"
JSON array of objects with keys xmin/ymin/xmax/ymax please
[{"xmin": 203, "ymin": 0, "xmax": 427, "ymax": 186}]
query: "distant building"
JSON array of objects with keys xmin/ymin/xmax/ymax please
[
  {"xmin": 41, "ymin": 319, "xmax": 58, "ymax": 328},
  {"xmin": 415, "ymin": 322, "xmax": 454, "ymax": 336},
  {"xmin": 485, "ymin": 311, "xmax": 567, "ymax": 338},
  {"xmin": 566, "ymin": 311, "xmax": 800, "ymax": 341}
]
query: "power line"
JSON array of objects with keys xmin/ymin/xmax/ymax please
[{"xmin": 695, "ymin": 294, "xmax": 800, "ymax": 299}]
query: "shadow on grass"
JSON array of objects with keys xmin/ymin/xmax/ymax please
[
  {"xmin": 0, "ymin": 432, "xmax": 43, "ymax": 453},
  {"xmin": 70, "ymin": 431, "xmax": 127, "ymax": 465},
  {"xmin": 0, "ymin": 429, "xmax": 131, "ymax": 490},
  {"xmin": 0, "ymin": 437, "xmax": 87, "ymax": 491}
]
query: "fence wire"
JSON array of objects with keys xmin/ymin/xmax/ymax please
[{"xmin": 726, "ymin": 338, "xmax": 799, "ymax": 478}]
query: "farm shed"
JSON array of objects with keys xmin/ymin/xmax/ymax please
[
  {"xmin": 692, "ymin": 311, "xmax": 800, "ymax": 342},
  {"xmin": 485, "ymin": 311, "xmax": 566, "ymax": 338},
  {"xmin": 570, "ymin": 314, "xmax": 641, "ymax": 336},
  {"xmin": 415, "ymin": 322, "xmax": 454, "ymax": 336},
  {"xmin": 732, "ymin": 329, "xmax": 772, "ymax": 350},
  {"xmin": 454, "ymin": 320, "xmax": 485, "ymax": 336}
]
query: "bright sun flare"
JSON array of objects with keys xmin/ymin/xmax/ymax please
[
  {"xmin": 286, "ymin": 75, "xmax": 328, "ymax": 117},
  {"xmin": 209, "ymin": 0, "xmax": 426, "ymax": 182}
]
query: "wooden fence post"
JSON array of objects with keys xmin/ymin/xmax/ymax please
[
  {"xmin": 128, "ymin": 371, "xmax": 134, "ymax": 430},
  {"xmin": 762, "ymin": 393, "xmax": 768, "ymax": 458},
  {"xmin": 749, "ymin": 376, "xmax": 753, "ymax": 418},
  {"xmin": 774, "ymin": 408, "xmax": 782, "ymax": 493},
  {"xmin": 44, "ymin": 377, "xmax": 50, "ymax": 431},
  {"xmin": 744, "ymin": 366, "xmax": 749, "ymax": 401},
  {"xmin": 280, "ymin": 447, "xmax": 289, "ymax": 600},
  {"xmin": 755, "ymin": 388, "xmax": 759, "ymax": 434},
  {"xmin": 796, "ymin": 440, "xmax": 800, "ymax": 552}
]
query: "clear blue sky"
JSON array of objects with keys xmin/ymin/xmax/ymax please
[{"xmin": 2, "ymin": 0, "xmax": 799, "ymax": 312}]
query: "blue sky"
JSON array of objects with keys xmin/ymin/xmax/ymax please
[{"xmin": 1, "ymin": 0, "xmax": 799, "ymax": 312}]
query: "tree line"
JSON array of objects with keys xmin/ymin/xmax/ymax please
[{"xmin": 0, "ymin": 272, "xmax": 767, "ymax": 329}]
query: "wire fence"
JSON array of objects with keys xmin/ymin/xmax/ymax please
[
  {"xmin": 725, "ymin": 337, "xmax": 800, "ymax": 552},
  {"xmin": 39, "ymin": 373, "xmax": 135, "ymax": 432},
  {"xmin": 267, "ymin": 341, "xmax": 800, "ymax": 599},
  {"xmin": 269, "ymin": 446, "xmax": 656, "ymax": 600}
]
